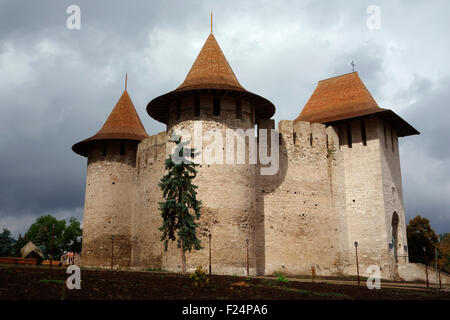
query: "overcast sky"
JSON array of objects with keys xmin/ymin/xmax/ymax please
[{"xmin": 0, "ymin": 0, "xmax": 449, "ymax": 237}]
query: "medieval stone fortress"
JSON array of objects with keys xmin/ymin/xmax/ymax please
[{"xmin": 72, "ymin": 28, "xmax": 435, "ymax": 281}]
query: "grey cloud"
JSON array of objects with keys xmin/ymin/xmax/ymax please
[
  {"xmin": 0, "ymin": 0, "xmax": 449, "ymax": 237},
  {"xmin": 399, "ymin": 76, "xmax": 450, "ymax": 234}
]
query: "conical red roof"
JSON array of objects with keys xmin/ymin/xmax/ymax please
[
  {"xmin": 73, "ymin": 90, "xmax": 149, "ymax": 156},
  {"xmin": 177, "ymin": 33, "xmax": 245, "ymax": 91},
  {"xmin": 147, "ymin": 32, "xmax": 275, "ymax": 123}
]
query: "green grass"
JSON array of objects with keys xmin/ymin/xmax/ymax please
[
  {"xmin": 39, "ymin": 279, "xmax": 65, "ymax": 285},
  {"xmin": 267, "ymin": 285, "xmax": 311, "ymax": 296},
  {"xmin": 296, "ymin": 289, "xmax": 310, "ymax": 295},
  {"xmin": 274, "ymin": 272, "xmax": 289, "ymax": 283},
  {"xmin": 145, "ymin": 268, "xmax": 167, "ymax": 273},
  {"xmin": 262, "ymin": 279, "xmax": 277, "ymax": 286},
  {"xmin": 312, "ymin": 291, "xmax": 352, "ymax": 299}
]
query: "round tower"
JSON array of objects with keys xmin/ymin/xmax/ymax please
[
  {"xmin": 73, "ymin": 87, "xmax": 149, "ymax": 267},
  {"xmin": 147, "ymin": 31, "xmax": 275, "ymax": 275}
]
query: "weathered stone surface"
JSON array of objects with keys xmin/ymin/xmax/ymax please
[{"xmin": 79, "ymin": 97, "xmax": 413, "ymax": 279}]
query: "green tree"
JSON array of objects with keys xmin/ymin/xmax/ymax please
[
  {"xmin": 11, "ymin": 234, "xmax": 29, "ymax": 257},
  {"xmin": 62, "ymin": 218, "xmax": 82, "ymax": 253},
  {"xmin": 25, "ymin": 215, "xmax": 82, "ymax": 260},
  {"xmin": 0, "ymin": 228, "xmax": 15, "ymax": 257},
  {"xmin": 406, "ymin": 215, "xmax": 439, "ymax": 264},
  {"xmin": 158, "ymin": 139, "xmax": 202, "ymax": 273},
  {"xmin": 438, "ymin": 233, "xmax": 450, "ymax": 274}
]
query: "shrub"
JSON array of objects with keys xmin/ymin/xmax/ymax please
[
  {"xmin": 190, "ymin": 266, "xmax": 209, "ymax": 287},
  {"xmin": 274, "ymin": 272, "xmax": 289, "ymax": 283}
]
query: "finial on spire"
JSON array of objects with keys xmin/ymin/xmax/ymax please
[
  {"xmin": 211, "ymin": 12, "xmax": 213, "ymax": 33},
  {"xmin": 125, "ymin": 73, "xmax": 128, "ymax": 91},
  {"xmin": 351, "ymin": 60, "xmax": 356, "ymax": 72}
]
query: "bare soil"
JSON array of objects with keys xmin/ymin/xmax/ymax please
[{"xmin": 0, "ymin": 265, "xmax": 448, "ymax": 300}]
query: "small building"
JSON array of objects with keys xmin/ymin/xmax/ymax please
[{"xmin": 20, "ymin": 242, "xmax": 44, "ymax": 261}]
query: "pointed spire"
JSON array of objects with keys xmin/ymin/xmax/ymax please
[{"xmin": 72, "ymin": 89, "xmax": 149, "ymax": 156}]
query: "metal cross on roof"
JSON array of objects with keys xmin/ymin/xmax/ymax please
[{"xmin": 351, "ymin": 60, "xmax": 356, "ymax": 72}]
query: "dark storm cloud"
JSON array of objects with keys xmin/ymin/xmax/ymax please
[
  {"xmin": 0, "ymin": 0, "xmax": 449, "ymax": 236},
  {"xmin": 399, "ymin": 76, "xmax": 450, "ymax": 234}
]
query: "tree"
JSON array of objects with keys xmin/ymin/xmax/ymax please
[
  {"xmin": 0, "ymin": 228, "xmax": 15, "ymax": 257},
  {"xmin": 406, "ymin": 215, "xmax": 439, "ymax": 264},
  {"xmin": 25, "ymin": 215, "xmax": 82, "ymax": 260},
  {"xmin": 158, "ymin": 139, "xmax": 202, "ymax": 273},
  {"xmin": 11, "ymin": 234, "xmax": 29, "ymax": 257},
  {"xmin": 438, "ymin": 233, "xmax": 450, "ymax": 274},
  {"xmin": 61, "ymin": 218, "xmax": 82, "ymax": 253}
]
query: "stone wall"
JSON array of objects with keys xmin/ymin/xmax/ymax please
[
  {"xmin": 334, "ymin": 117, "xmax": 410, "ymax": 279},
  {"xmin": 81, "ymin": 140, "xmax": 138, "ymax": 267},
  {"xmin": 78, "ymin": 100, "xmax": 414, "ymax": 280},
  {"xmin": 258, "ymin": 120, "xmax": 342, "ymax": 276},
  {"xmin": 135, "ymin": 95, "xmax": 259, "ymax": 275},
  {"xmin": 131, "ymin": 132, "xmax": 166, "ymax": 268},
  {"xmin": 398, "ymin": 263, "xmax": 450, "ymax": 285},
  {"xmin": 378, "ymin": 120, "xmax": 409, "ymax": 274}
]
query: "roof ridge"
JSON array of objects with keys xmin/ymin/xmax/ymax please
[{"xmin": 318, "ymin": 71, "xmax": 358, "ymax": 83}]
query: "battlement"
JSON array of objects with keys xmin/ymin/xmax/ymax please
[
  {"xmin": 274, "ymin": 120, "xmax": 340, "ymax": 166},
  {"xmin": 142, "ymin": 131, "xmax": 166, "ymax": 147}
]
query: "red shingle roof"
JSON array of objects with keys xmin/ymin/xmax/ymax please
[
  {"xmin": 295, "ymin": 72, "xmax": 382, "ymax": 123},
  {"xmin": 295, "ymin": 72, "xmax": 419, "ymax": 137},
  {"xmin": 72, "ymin": 90, "xmax": 149, "ymax": 156},
  {"xmin": 176, "ymin": 33, "xmax": 245, "ymax": 92},
  {"xmin": 147, "ymin": 33, "xmax": 275, "ymax": 123}
]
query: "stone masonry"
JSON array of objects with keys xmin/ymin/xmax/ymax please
[{"xmin": 73, "ymin": 30, "xmax": 421, "ymax": 280}]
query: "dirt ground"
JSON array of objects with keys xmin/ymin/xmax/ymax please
[{"xmin": 0, "ymin": 265, "xmax": 449, "ymax": 300}]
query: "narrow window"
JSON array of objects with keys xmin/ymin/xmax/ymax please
[
  {"xmin": 361, "ymin": 120, "xmax": 367, "ymax": 146},
  {"xmin": 236, "ymin": 99, "xmax": 242, "ymax": 119},
  {"xmin": 293, "ymin": 132, "xmax": 297, "ymax": 145},
  {"xmin": 176, "ymin": 100, "xmax": 181, "ymax": 120},
  {"xmin": 213, "ymin": 96, "xmax": 220, "ymax": 116},
  {"xmin": 338, "ymin": 126, "xmax": 343, "ymax": 150},
  {"xmin": 102, "ymin": 142, "xmax": 107, "ymax": 157},
  {"xmin": 120, "ymin": 141, "xmax": 126, "ymax": 155},
  {"xmin": 347, "ymin": 123, "xmax": 352, "ymax": 148},
  {"xmin": 384, "ymin": 122, "xmax": 387, "ymax": 148},
  {"xmin": 326, "ymin": 134, "xmax": 329, "ymax": 150},
  {"xmin": 251, "ymin": 105, "xmax": 255, "ymax": 125},
  {"xmin": 194, "ymin": 96, "xmax": 200, "ymax": 117},
  {"xmin": 391, "ymin": 127, "xmax": 394, "ymax": 152},
  {"xmin": 310, "ymin": 133, "xmax": 313, "ymax": 146}
]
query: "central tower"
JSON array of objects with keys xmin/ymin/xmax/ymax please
[{"xmin": 146, "ymin": 30, "xmax": 275, "ymax": 274}]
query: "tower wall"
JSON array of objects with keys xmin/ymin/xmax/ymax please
[
  {"xmin": 257, "ymin": 120, "xmax": 342, "ymax": 276},
  {"xmin": 337, "ymin": 117, "xmax": 403, "ymax": 279},
  {"xmin": 148, "ymin": 94, "xmax": 258, "ymax": 275},
  {"xmin": 131, "ymin": 132, "xmax": 166, "ymax": 268},
  {"xmin": 378, "ymin": 120, "xmax": 409, "ymax": 273},
  {"xmin": 81, "ymin": 140, "xmax": 137, "ymax": 267}
]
